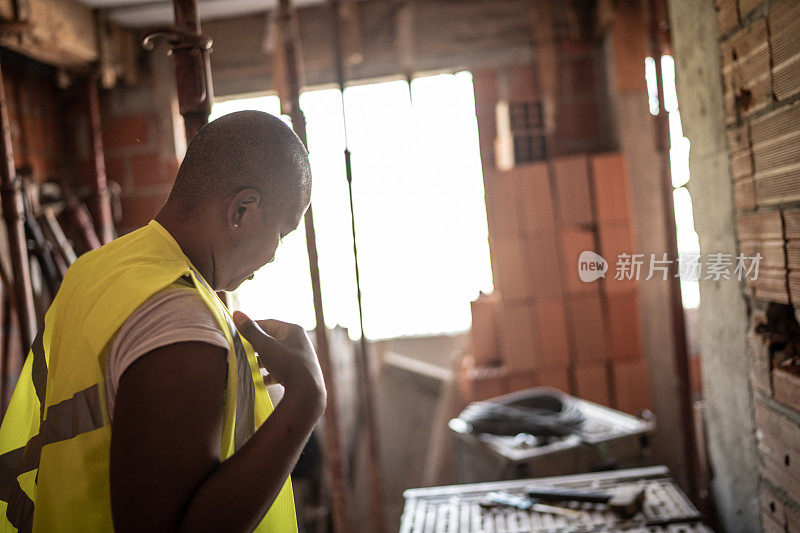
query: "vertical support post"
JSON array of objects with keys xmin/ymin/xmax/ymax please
[
  {"xmin": 331, "ymin": 2, "xmax": 385, "ymax": 532},
  {"xmin": 530, "ymin": 0, "xmax": 557, "ymax": 155},
  {"xmin": 394, "ymin": 0, "xmax": 415, "ymax": 101},
  {"xmin": 649, "ymin": 0, "xmax": 699, "ymax": 502},
  {"xmin": 144, "ymin": 0, "xmax": 219, "ymax": 299},
  {"xmin": 87, "ymin": 77, "xmax": 114, "ymax": 244},
  {"xmin": 276, "ymin": 1, "xmax": 352, "ymax": 532},
  {"xmin": 0, "ymin": 58, "xmax": 36, "ymax": 355},
  {"xmin": 172, "ymin": 0, "xmax": 213, "ymax": 141}
]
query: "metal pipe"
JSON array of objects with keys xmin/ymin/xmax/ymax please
[
  {"xmin": 150, "ymin": 0, "xmax": 223, "ymax": 300},
  {"xmin": 0, "ymin": 58, "xmax": 36, "ymax": 356},
  {"xmin": 87, "ymin": 77, "xmax": 114, "ymax": 244},
  {"xmin": 648, "ymin": 0, "xmax": 699, "ymax": 502},
  {"xmin": 277, "ymin": 1, "xmax": 352, "ymax": 532},
  {"xmin": 0, "ymin": 294, "xmax": 11, "ymax": 414},
  {"xmin": 171, "ymin": 0, "xmax": 213, "ymax": 141},
  {"xmin": 331, "ymin": 2, "xmax": 386, "ymax": 532}
]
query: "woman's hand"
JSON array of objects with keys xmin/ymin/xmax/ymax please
[{"xmin": 233, "ymin": 311, "xmax": 326, "ymax": 408}]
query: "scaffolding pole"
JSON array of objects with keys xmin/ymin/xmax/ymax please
[
  {"xmin": 276, "ymin": 1, "xmax": 352, "ymax": 532},
  {"xmin": 144, "ymin": 0, "xmax": 221, "ymax": 299},
  {"xmin": 170, "ymin": 0, "xmax": 213, "ymax": 140},
  {"xmin": 87, "ymin": 77, "xmax": 114, "ymax": 244},
  {"xmin": 0, "ymin": 58, "xmax": 36, "ymax": 357},
  {"xmin": 648, "ymin": 0, "xmax": 699, "ymax": 502},
  {"xmin": 331, "ymin": 1, "xmax": 386, "ymax": 532}
]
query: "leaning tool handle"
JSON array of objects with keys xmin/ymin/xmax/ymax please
[
  {"xmin": 525, "ymin": 485, "xmax": 612, "ymax": 504},
  {"xmin": 21, "ymin": 179, "xmax": 61, "ymax": 295}
]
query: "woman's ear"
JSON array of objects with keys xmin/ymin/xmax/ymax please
[{"xmin": 227, "ymin": 188, "xmax": 262, "ymax": 231}]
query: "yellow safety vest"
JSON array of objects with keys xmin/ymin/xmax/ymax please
[{"xmin": 0, "ymin": 220, "xmax": 297, "ymax": 532}]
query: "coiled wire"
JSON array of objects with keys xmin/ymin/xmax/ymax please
[{"xmin": 458, "ymin": 389, "xmax": 584, "ymax": 438}]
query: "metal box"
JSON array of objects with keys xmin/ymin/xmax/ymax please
[{"xmin": 449, "ymin": 388, "xmax": 655, "ymax": 483}]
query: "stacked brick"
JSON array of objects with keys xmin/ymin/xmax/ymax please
[
  {"xmin": 737, "ymin": 211, "xmax": 788, "ymax": 302},
  {"xmin": 716, "ymin": 0, "xmax": 800, "ymax": 528},
  {"xmin": 720, "ymin": 0, "xmax": 800, "ymax": 228},
  {"xmin": 465, "ymin": 45, "xmax": 652, "ymax": 413},
  {"xmin": 466, "ymin": 71, "xmax": 651, "ymax": 414}
]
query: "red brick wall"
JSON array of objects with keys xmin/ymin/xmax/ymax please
[
  {"xmin": 62, "ymin": 78, "xmax": 181, "ymax": 235},
  {"xmin": 2, "ymin": 51, "xmax": 64, "ymax": 181},
  {"xmin": 0, "ymin": 50, "xmax": 180, "ymax": 412},
  {"xmin": 715, "ymin": 0, "xmax": 800, "ymax": 527},
  {"xmin": 101, "ymin": 94, "xmax": 180, "ymax": 233}
]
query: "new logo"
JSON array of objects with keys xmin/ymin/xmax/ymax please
[{"xmin": 578, "ymin": 251, "xmax": 608, "ymax": 282}]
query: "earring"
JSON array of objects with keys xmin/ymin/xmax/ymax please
[{"xmin": 233, "ymin": 223, "xmax": 239, "ymax": 229}]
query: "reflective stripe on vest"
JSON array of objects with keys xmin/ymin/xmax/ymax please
[
  {"xmin": 185, "ymin": 273, "xmax": 255, "ymax": 450},
  {"xmin": 2, "ymin": 384, "xmax": 103, "ymax": 531},
  {"xmin": 0, "ymin": 327, "xmax": 104, "ymax": 531},
  {"xmin": 0, "ymin": 280, "xmax": 259, "ymax": 530},
  {"xmin": 0, "ymin": 221, "xmax": 296, "ymax": 532}
]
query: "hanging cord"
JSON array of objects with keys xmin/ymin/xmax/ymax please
[{"xmin": 331, "ymin": 1, "xmax": 385, "ymax": 532}]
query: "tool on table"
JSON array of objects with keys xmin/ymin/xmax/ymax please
[
  {"xmin": 480, "ymin": 491, "xmax": 582, "ymax": 518},
  {"xmin": 525, "ymin": 484, "xmax": 646, "ymax": 518}
]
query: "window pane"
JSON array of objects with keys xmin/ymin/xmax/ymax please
[{"xmin": 211, "ymin": 72, "xmax": 493, "ymax": 339}]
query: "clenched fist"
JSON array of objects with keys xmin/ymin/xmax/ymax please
[{"xmin": 233, "ymin": 311, "xmax": 326, "ymax": 408}]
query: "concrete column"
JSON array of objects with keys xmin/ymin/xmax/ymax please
[
  {"xmin": 601, "ymin": 7, "xmax": 690, "ymax": 492},
  {"xmin": 666, "ymin": 0, "xmax": 759, "ymax": 531}
]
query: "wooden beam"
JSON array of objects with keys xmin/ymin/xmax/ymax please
[
  {"xmin": 0, "ymin": 0, "xmax": 96, "ymax": 67},
  {"xmin": 97, "ymin": 10, "xmax": 138, "ymax": 88},
  {"xmin": 207, "ymin": 0, "xmax": 535, "ymax": 96},
  {"xmin": 0, "ymin": 0, "xmax": 137, "ymax": 75}
]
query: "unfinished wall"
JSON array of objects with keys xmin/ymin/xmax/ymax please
[
  {"xmin": 61, "ymin": 42, "xmax": 183, "ymax": 235},
  {"xmin": 464, "ymin": 26, "xmax": 647, "ymax": 401},
  {"xmin": 668, "ymin": 0, "xmax": 800, "ymax": 530},
  {"xmin": 600, "ymin": 0, "xmax": 693, "ymax": 493},
  {"xmin": 3, "ymin": 52, "xmax": 64, "ymax": 180},
  {"xmin": 0, "ymin": 41, "xmax": 180, "ymax": 409},
  {"xmin": 715, "ymin": 0, "xmax": 800, "ymax": 531},
  {"xmin": 464, "ymin": 0, "xmax": 702, "ymax": 492},
  {"xmin": 0, "ymin": 49, "xmax": 67, "ymax": 410},
  {"xmin": 98, "ymin": 50, "xmax": 183, "ymax": 235}
]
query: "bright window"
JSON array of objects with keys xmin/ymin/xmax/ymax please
[
  {"xmin": 645, "ymin": 55, "xmax": 700, "ymax": 309},
  {"xmin": 211, "ymin": 72, "xmax": 493, "ymax": 339}
]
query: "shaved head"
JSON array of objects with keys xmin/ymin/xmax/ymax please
[{"xmin": 168, "ymin": 110, "xmax": 311, "ymax": 214}]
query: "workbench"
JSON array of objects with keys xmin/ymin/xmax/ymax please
[{"xmin": 400, "ymin": 466, "xmax": 711, "ymax": 532}]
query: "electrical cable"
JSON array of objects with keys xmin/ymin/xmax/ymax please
[{"xmin": 457, "ymin": 389, "xmax": 584, "ymax": 438}]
